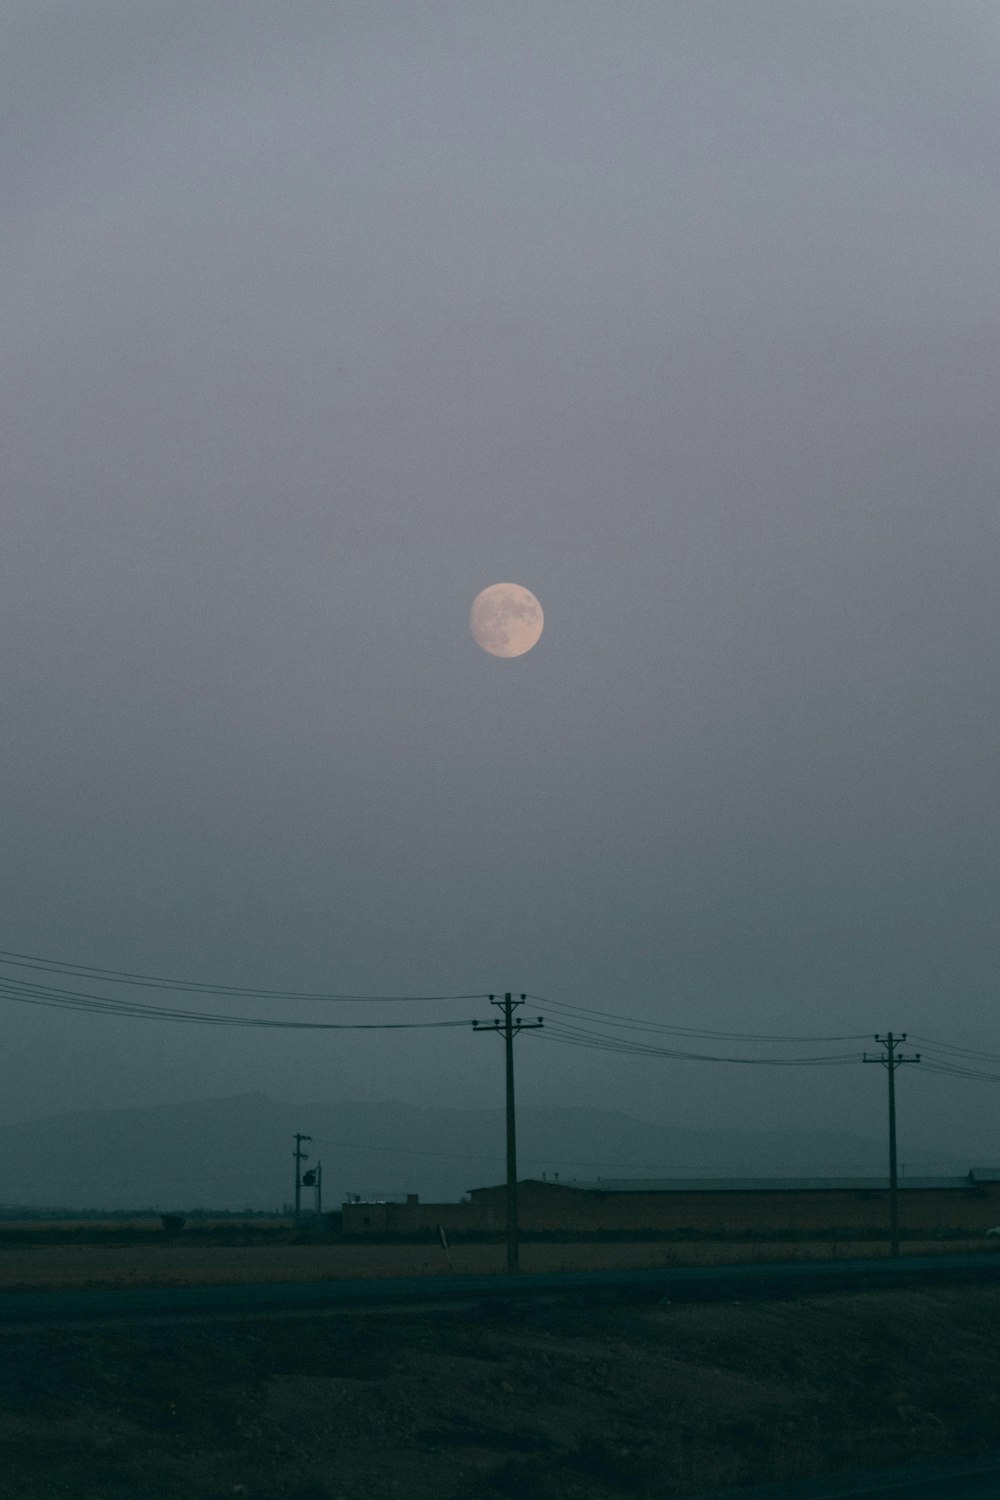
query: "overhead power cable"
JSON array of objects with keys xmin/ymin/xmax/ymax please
[
  {"xmin": 0, "ymin": 979, "xmax": 470, "ymax": 1030},
  {"xmin": 0, "ymin": 949, "xmax": 482, "ymax": 1002},
  {"xmin": 911, "ymin": 1035, "xmax": 1000, "ymax": 1066},
  {"xmin": 537, "ymin": 1021, "xmax": 1000, "ymax": 1079},
  {"xmin": 918, "ymin": 1059, "xmax": 1000, "ymax": 1084},
  {"xmin": 8, "ymin": 949, "xmax": 1000, "ymax": 1082},
  {"xmin": 534, "ymin": 1020, "xmax": 860, "ymax": 1066},
  {"xmin": 527, "ymin": 994, "xmax": 869, "ymax": 1044}
]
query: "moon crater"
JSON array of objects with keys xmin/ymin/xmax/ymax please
[{"xmin": 470, "ymin": 583, "xmax": 544, "ymax": 658}]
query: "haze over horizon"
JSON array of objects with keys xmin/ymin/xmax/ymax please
[
  {"xmin": 2, "ymin": 3, "xmax": 998, "ymax": 1172},
  {"xmin": 0, "ymin": 1091, "xmax": 963, "ymax": 1212}
]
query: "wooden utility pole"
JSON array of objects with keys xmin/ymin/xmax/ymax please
[
  {"xmin": 863, "ymin": 1034, "xmax": 920, "ymax": 1257},
  {"xmin": 474, "ymin": 993, "xmax": 543, "ymax": 1273},
  {"xmin": 293, "ymin": 1133, "xmax": 312, "ymax": 1223}
]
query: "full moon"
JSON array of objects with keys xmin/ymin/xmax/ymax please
[{"xmin": 469, "ymin": 583, "xmax": 544, "ymax": 658}]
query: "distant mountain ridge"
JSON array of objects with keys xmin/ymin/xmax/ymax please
[{"xmin": 0, "ymin": 1093, "xmax": 960, "ymax": 1212}]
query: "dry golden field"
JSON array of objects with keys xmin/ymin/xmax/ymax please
[
  {"xmin": 0, "ymin": 1216, "xmax": 290, "ymax": 1236},
  {"xmin": 0, "ymin": 1235, "xmax": 994, "ymax": 1291}
]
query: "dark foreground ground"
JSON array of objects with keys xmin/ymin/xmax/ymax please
[{"xmin": 3, "ymin": 1285, "xmax": 1000, "ymax": 1499}]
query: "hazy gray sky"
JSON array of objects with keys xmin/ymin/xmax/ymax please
[{"xmin": 2, "ymin": 2, "xmax": 998, "ymax": 1165}]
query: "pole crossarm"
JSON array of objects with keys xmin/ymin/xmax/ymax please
[
  {"xmin": 863, "ymin": 1032, "xmax": 922, "ymax": 1068},
  {"xmin": 472, "ymin": 993, "xmax": 545, "ymax": 1038}
]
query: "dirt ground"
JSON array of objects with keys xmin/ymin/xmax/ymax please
[
  {"xmin": 2, "ymin": 1284, "xmax": 1000, "ymax": 1499},
  {"xmin": 0, "ymin": 1236, "xmax": 990, "ymax": 1290}
]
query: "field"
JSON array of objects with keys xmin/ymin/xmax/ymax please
[
  {"xmin": 3, "ymin": 1283, "xmax": 1000, "ymax": 1498},
  {"xmin": 0, "ymin": 1233, "xmax": 996, "ymax": 1291},
  {"xmin": 0, "ymin": 1215, "xmax": 292, "ymax": 1240}
]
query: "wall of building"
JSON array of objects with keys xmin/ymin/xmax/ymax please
[
  {"xmin": 340, "ymin": 1180, "xmax": 1000, "ymax": 1238},
  {"xmin": 471, "ymin": 1182, "xmax": 1000, "ymax": 1234},
  {"xmin": 341, "ymin": 1198, "xmax": 500, "ymax": 1236}
]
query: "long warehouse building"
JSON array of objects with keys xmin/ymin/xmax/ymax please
[{"xmin": 339, "ymin": 1169, "xmax": 1000, "ymax": 1237}]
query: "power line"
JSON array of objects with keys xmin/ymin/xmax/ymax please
[
  {"xmin": 535, "ymin": 1020, "xmax": 860, "ymax": 1066},
  {"xmin": 0, "ymin": 980, "xmax": 471, "ymax": 1030},
  {"xmin": 0, "ymin": 950, "xmax": 871, "ymax": 1034},
  {"xmin": 0, "ymin": 969, "xmax": 861, "ymax": 1057},
  {"xmin": 911, "ymin": 1035, "xmax": 1000, "ymax": 1066},
  {"xmin": 919, "ymin": 1059, "xmax": 1000, "ymax": 1084},
  {"xmin": 528, "ymin": 994, "xmax": 869, "ymax": 1044},
  {"xmin": 0, "ymin": 948, "xmax": 484, "ymax": 1002},
  {"xmin": 8, "ymin": 947, "xmax": 1000, "ymax": 1083}
]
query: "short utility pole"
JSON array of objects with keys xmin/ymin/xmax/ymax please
[
  {"xmin": 293, "ymin": 1133, "xmax": 312, "ymax": 1223},
  {"xmin": 863, "ymin": 1034, "xmax": 920, "ymax": 1257},
  {"xmin": 473, "ymin": 993, "xmax": 543, "ymax": 1274}
]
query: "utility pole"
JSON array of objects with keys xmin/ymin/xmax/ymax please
[
  {"xmin": 293, "ymin": 1133, "xmax": 312, "ymax": 1223},
  {"xmin": 863, "ymin": 1034, "xmax": 920, "ymax": 1257},
  {"xmin": 473, "ymin": 993, "xmax": 543, "ymax": 1273},
  {"xmin": 316, "ymin": 1160, "xmax": 322, "ymax": 1217}
]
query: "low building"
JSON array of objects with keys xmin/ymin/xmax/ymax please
[{"xmin": 339, "ymin": 1171, "xmax": 1000, "ymax": 1239}]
